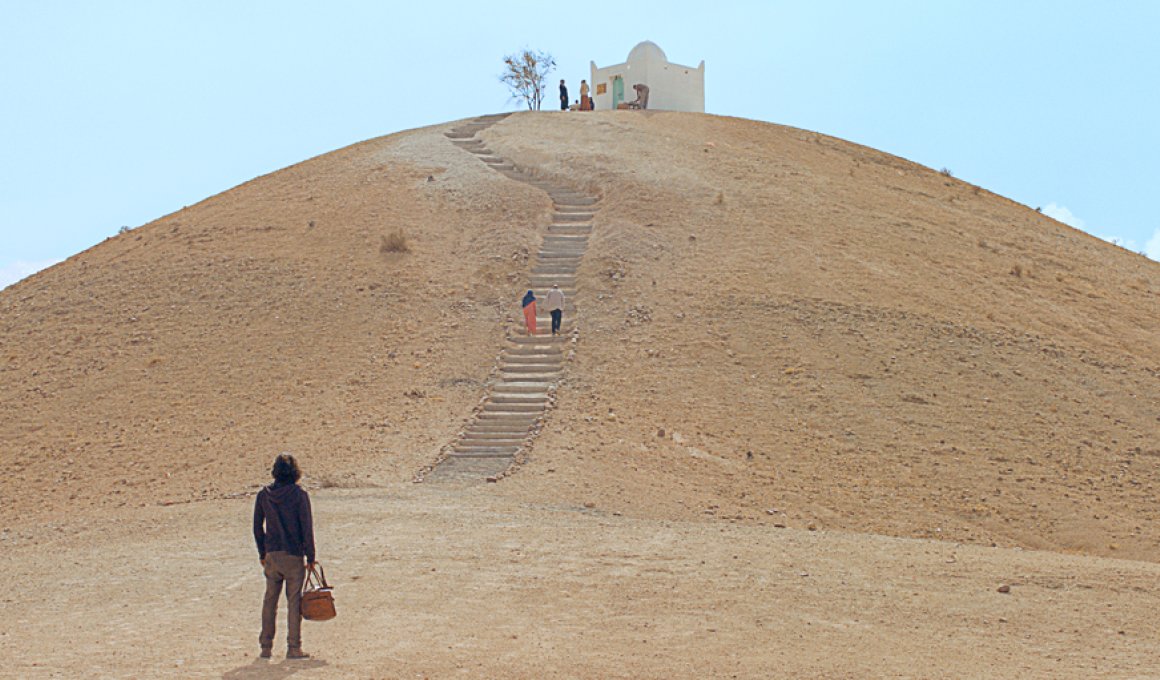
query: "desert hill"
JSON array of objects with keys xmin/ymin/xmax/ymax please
[{"xmin": 1, "ymin": 111, "xmax": 1157, "ymax": 565}]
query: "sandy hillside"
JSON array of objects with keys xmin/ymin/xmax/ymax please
[{"xmin": 0, "ymin": 111, "xmax": 1158, "ymax": 677}]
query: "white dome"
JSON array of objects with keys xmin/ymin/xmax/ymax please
[{"xmin": 627, "ymin": 40, "xmax": 667, "ymax": 63}]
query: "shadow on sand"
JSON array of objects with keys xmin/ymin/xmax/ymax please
[{"xmin": 222, "ymin": 657, "xmax": 327, "ymax": 679}]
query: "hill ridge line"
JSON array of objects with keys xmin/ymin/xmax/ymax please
[{"xmin": 420, "ymin": 114, "xmax": 601, "ymax": 484}]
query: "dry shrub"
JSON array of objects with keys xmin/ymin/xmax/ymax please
[
  {"xmin": 1010, "ymin": 264, "xmax": 1023, "ymax": 278},
  {"xmin": 381, "ymin": 229, "xmax": 409, "ymax": 254},
  {"xmin": 939, "ymin": 167, "xmax": 953, "ymax": 177},
  {"xmin": 714, "ymin": 191, "xmax": 725, "ymax": 205}
]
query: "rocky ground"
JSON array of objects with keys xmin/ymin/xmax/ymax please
[{"xmin": 1, "ymin": 111, "xmax": 1156, "ymax": 677}]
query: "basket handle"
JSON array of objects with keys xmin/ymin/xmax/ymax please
[{"xmin": 304, "ymin": 562, "xmax": 330, "ymax": 591}]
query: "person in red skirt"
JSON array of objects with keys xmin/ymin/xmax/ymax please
[{"xmin": 521, "ymin": 289, "xmax": 537, "ymax": 335}]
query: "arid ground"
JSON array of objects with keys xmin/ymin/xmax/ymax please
[{"xmin": 1, "ymin": 111, "xmax": 1157, "ymax": 678}]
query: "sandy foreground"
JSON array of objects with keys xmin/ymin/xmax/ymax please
[{"xmin": 2, "ymin": 483, "xmax": 1158, "ymax": 679}]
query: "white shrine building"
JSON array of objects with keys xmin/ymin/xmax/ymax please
[{"xmin": 589, "ymin": 41, "xmax": 705, "ymax": 112}]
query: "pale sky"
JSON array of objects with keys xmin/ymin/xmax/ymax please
[{"xmin": 2, "ymin": 1, "xmax": 1158, "ymax": 289}]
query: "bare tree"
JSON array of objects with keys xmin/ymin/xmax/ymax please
[{"xmin": 500, "ymin": 49, "xmax": 556, "ymax": 111}]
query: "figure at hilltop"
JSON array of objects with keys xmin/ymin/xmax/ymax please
[
  {"xmin": 580, "ymin": 79, "xmax": 590, "ymax": 111},
  {"xmin": 559, "ymin": 79, "xmax": 569, "ymax": 111},
  {"xmin": 522, "ymin": 289, "xmax": 538, "ymax": 335},
  {"xmin": 253, "ymin": 453, "xmax": 317, "ymax": 660},
  {"xmin": 629, "ymin": 83, "xmax": 649, "ymax": 110},
  {"xmin": 545, "ymin": 284, "xmax": 566, "ymax": 335}
]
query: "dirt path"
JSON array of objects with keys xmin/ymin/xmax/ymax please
[{"xmin": 2, "ymin": 485, "xmax": 1157, "ymax": 679}]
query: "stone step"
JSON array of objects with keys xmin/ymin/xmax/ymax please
[
  {"xmin": 502, "ymin": 344, "xmax": 562, "ymax": 353},
  {"xmin": 460, "ymin": 433, "xmax": 528, "ymax": 443},
  {"xmin": 532, "ymin": 268, "xmax": 579, "ymax": 276},
  {"xmin": 457, "ymin": 444, "xmax": 523, "ymax": 453},
  {"xmin": 530, "ymin": 269, "xmax": 580, "ymax": 276},
  {"xmin": 498, "ymin": 366, "xmax": 561, "ymax": 376},
  {"xmin": 480, "ymin": 396, "xmax": 542, "ymax": 408},
  {"xmin": 528, "ymin": 286, "xmax": 576, "ymax": 294},
  {"xmin": 448, "ymin": 450, "xmax": 518, "ymax": 458},
  {"xmin": 490, "ymin": 392, "xmax": 548, "ymax": 402},
  {"xmin": 481, "ymin": 157, "xmax": 507, "ymax": 164},
  {"xmin": 424, "ymin": 457, "xmax": 511, "ymax": 483},
  {"xmin": 487, "ymin": 394, "xmax": 548, "ymax": 404},
  {"xmin": 460, "ymin": 432, "xmax": 528, "ymax": 442},
  {"xmin": 465, "ymin": 428, "xmax": 534, "ymax": 437},
  {"xmin": 546, "ymin": 225, "xmax": 592, "ymax": 234},
  {"xmin": 492, "ymin": 384, "xmax": 551, "ymax": 395},
  {"xmin": 507, "ymin": 335, "xmax": 567, "ymax": 344},
  {"xmin": 478, "ymin": 412, "xmax": 542, "ymax": 422},
  {"xmin": 467, "ymin": 148, "xmax": 493, "ymax": 155},
  {"xmin": 503, "ymin": 345, "xmax": 564, "ymax": 354},
  {"xmin": 554, "ymin": 202, "xmax": 600, "ymax": 210},
  {"xmin": 503, "ymin": 345, "xmax": 563, "ymax": 354},
  {"xmin": 553, "ymin": 212, "xmax": 594, "ymax": 222},
  {"xmin": 499, "ymin": 364, "xmax": 560, "ymax": 374},
  {"xmin": 459, "ymin": 429, "xmax": 528, "ymax": 438},
  {"xmin": 548, "ymin": 193, "xmax": 598, "ymax": 203},
  {"xmin": 532, "ymin": 260, "xmax": 580, "ymax": 268},
  {"xmin": 445, "ymin": 131, "xmax": 479, "ymax": 139},
  {"xmin": 494, "ymin": 373, "xmax": 559, "ymax": 385},
  {"xmin": 503, "ymin": 357, "xmax": 563, "ymax": 366},
  {"xmin": 528, "ymin": 274, "xmax": 577, "ymax": 282},
  {"xmin": 472, "ymin": 413, "xmax": 541, "ymax": 423}
]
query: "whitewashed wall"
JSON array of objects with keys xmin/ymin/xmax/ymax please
[{"xmin": 589, "ymin": 41, "xmax": 705, "ymax": 113}]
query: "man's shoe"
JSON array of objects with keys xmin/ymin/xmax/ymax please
[
  {"xmin": 259, "ymin": 648, "xmax": 272, "ymax": 659},
  {"xmin": 286, "ymin": 649, "xmax": 311, "ymax": 660}
]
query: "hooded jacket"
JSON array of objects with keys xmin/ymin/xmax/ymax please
[{"xmin": 253, "ymin": 481, "xmax": 315, "ymax": 563}]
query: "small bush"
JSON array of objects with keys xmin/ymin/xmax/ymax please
[
  {"xmin": 939, "ymin": 167, "xmax": 953, "ymax": 177},
  {"xmin": 381, "ymin": 229, "xmax": 409, "ymax": 253},
  {"xmin": 1010, "ymin": 264, "xmax": 1023, "ymax": 278},
  {"xmin": 714, "ymin": 190, "xmax": 724, "ymax": 205}
]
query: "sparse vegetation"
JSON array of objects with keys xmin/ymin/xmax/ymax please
[
  {"xmin": 381, "ymin": 229, "xmax": 410, "ymax": 254},
  {"xmin": 939, "ymin": 167, "xmax": 953, "ymax": 177},
  {"xmin": 500, "ymin": 48, "xmax": 555, "ymax": 111},
  {"xmin": 118, "ymin": 225, "xmax": 131, "ymax": 234}
]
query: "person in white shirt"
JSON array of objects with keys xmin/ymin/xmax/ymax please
[{"xmin": 544, "ymin": 284, "xmax": 566, "ymax": 335}]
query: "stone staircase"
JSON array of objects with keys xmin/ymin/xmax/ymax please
[{"xmin": 423, "ymin": 114, "xmax": 600, "ymax": 483}]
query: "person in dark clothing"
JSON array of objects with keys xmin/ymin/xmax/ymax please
[
  {"xmin": 559, "ymin": 79, "xmax": 568, "ymax": 111},
  {"xmin": 253, "ymin": 453, "xmax": 316, "ymax": 660}
]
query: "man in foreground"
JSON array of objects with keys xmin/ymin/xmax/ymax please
[{"xmin": 253, "ymin": 453, "xmax": 316, "ymax": 660}]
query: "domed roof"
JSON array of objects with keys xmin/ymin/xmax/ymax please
[{"xmin": 627, "ymin": 40, "xmax": 667, "ymax": 63}]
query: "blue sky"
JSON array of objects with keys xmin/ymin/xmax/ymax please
[{"xmin": 2, "ymin": 1, "xmax": 1158, "ymax": 289}]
